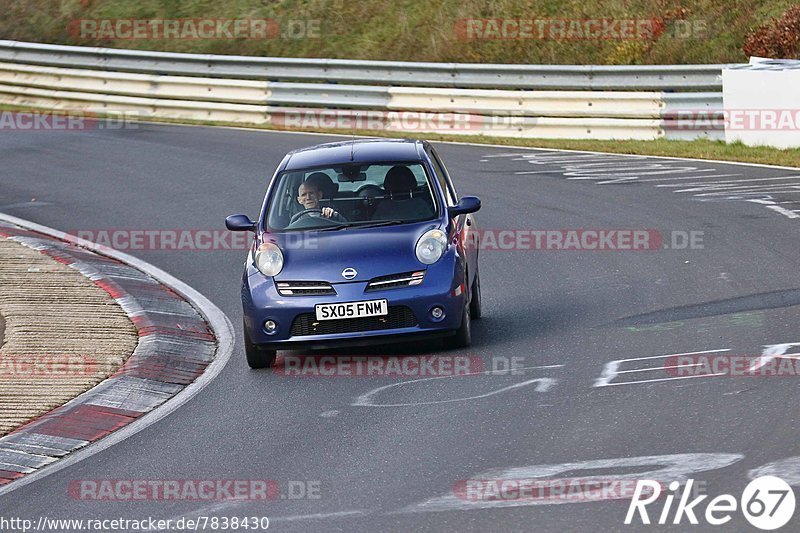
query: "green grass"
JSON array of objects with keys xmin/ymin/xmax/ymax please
[{"xmin": 3, "ymin": 0, "xmax": 797, "ymax": 64}]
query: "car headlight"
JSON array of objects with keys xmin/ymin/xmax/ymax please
[
  {"xmin": 254, "ymin": 242, "xmax": 284, "ymax": 277},
  {"xmin": 416, "ymin": 229, "xmax": 448, "ymax": 264}
]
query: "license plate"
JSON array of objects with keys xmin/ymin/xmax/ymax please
[{"xmin": 315, "ymin": 299, "xmax": 388, "ymax": 321}]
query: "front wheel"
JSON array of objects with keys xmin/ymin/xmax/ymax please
[
  {"xmin": 444, "ymin": 304, "xmax": 471, "ymax": 349},
  {"xmin": 243, "ymin": 321, "xmax": 277, "ymax": 369}
]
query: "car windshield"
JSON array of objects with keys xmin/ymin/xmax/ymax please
[{"xmin": 266, "ymin": 162, "xmax": 439, "ymax": 231}]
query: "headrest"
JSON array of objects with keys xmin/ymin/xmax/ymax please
[{"xmin": 383, "ymin": 166, "xmax": 416, "ymax": 194}]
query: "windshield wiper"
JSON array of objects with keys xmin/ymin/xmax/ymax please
[{"xmin": 316, "ymin": 220, "xmax": 407, "ymax": 231}]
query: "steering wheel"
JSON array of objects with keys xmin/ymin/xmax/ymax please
[{"xmin": 289, "ymin": 208, "xmax": 323, "ymax": 224}]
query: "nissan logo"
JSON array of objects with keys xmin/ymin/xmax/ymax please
[{"xmin": 341, "ymin": 267, "xmax": 357, "ymax": 280}]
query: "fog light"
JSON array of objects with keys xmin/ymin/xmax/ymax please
[
  {"xmin": 431, "ymin": 306, "xmax": 445, "ymax": 320},
  {"xmin": 264, "ymin": 320, "xmax": 278, "ymax": 334}
]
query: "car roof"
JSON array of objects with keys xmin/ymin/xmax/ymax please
[{"xmin": 282, "ymin": 138, "xmax": 426, "ymax": 171}]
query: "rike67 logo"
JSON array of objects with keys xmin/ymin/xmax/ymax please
[{"xmin": 626, "ymin": 476, "xmax": 795, "ymax": 530}]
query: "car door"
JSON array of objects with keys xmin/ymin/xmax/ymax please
[{"xmin": 427, "ymin": 146, "xmax": 479, "ymax": 286}]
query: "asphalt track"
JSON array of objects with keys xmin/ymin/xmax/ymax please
[{"xmin": 2, "ymin": 123, "xmax": 800, "ymax": 532}]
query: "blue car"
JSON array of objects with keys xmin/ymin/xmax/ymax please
[{"xmin": 226, "ymin": 139, "xmax": 482, "ymax": 368}]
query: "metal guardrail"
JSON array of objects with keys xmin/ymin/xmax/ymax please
[
  {"xmin": 0, "ymin": 83, "xmax": 678, "ymax": 140},
  {"xmin": 0, "ymin": 62, "xmax": 723, "ymax": 119},
  {"xmin": 0, "ymin": 40, "xmax": 729, "ymax": 140},
  {"xmin": 0, "ymin": 40, "xmax": 727, "ymax": 91}
]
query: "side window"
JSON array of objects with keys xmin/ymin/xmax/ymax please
[
  {"xmin": 429, "ymin": 148, "xmax": 458, "ymax": 205},
  {"xmin": 409, "ymin": 165, "xmax": 428, "ymax": 187}
]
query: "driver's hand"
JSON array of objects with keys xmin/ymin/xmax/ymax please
[{"xmin": 321, "ymin": 207, "xmax": 338, "ymax": 218}]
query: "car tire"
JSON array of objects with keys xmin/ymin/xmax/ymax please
[
  {"xmin": 470, "ymin": 268, "xmax": 482, "ymax": 320},
  {"xmin": 445, "ymin": 304, "xmax": 471, "ymax": 349},
  {"xmin": 243, "ymin": 321, "xmax": 277, "ymax": 369}
]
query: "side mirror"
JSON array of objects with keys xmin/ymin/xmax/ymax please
[
  {"xmin": 447, "ymin": 196, "xmax": 481, "ymax": 218},
  {"xmin": 225, "ymin": 214, "xmax": 256, "ymax": 232}
]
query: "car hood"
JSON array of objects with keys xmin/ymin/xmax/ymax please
[{"xmin": 267, "ymin": 221, "xmax": 440, "ymax": 283}]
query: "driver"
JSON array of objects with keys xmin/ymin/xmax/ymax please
[{"xmin": 296, "ymin": 174, "xmax": 346, "ymax": 221}]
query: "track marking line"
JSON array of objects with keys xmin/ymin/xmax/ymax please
[
  {"xmin": 596, "ymin": 373, "xmax": 727, "ymax": 387},
  {"xmin": 748, "ymin": 343, "xmax": 800, "ymax": 373},
  {"xmin": 594, "ymin": 349, "xmax": 730, "ymax": 387},
  {"xmin": 765, "ymin": 205, "xmax": 800, "ymax": 219},
  {"xmin": 657, "ymin": 175, "xmax": 800, "ymax": 188},
  {"xmin": 613, "ymin": 348, "xmax": 730, "ymax": 364},
  {"xmin": 270, "ymin": 511, "xmax": 367, "ymax": 523},
  {"xmin": 401, "ymin": 453, "xmax": 744, "ymax": 513},
  {"xmin": 353, "ymin": 365, "xmax": 562, "ymax": 407},
  {"xmin": 642, "ymin": 173, "xmax": 742, "ymax": 183}
]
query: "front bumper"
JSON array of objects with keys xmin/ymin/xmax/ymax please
[{"xmin": 242, "ymin": 264, "xmax": 466, "ymax": 351}]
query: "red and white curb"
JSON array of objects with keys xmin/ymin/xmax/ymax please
[{"xmin": 0, "ymin": 213, "xmax": 234, "ymax": 495}]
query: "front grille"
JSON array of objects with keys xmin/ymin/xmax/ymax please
[
  {"xmin": 277, "ymin": 281, "xmax": 336, "ymax": 296},
  {"xmin": 290, "ymin": 306, "xmax": 418, "ymax": 337},
  {"xmin": 365, "ymin": 271, "xmax": 425, "ymax": 292}
]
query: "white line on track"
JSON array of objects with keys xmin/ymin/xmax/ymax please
[
  {"xmin": 479, "ymin": 151, "xmax": 565, "ymax": 158},
  {"xmin": 765, "ymin": 205, "xmax": 800, "ymax": 218},
  {"xmin": 537, "ymin": 160, "xmax": 653, "ymax": 168},
  {"xmin": 656, "ymin": 175, "xmax": 800, "ymax": 188},
  {"xmin": 748, "ymin": 343, "xmax": 800, "ymax": 373},
  {"xmin": 674, "ymin": 182, "xmax": 800, "ymax": 194},
  {"xmin": 401, "ymin": 453, "xmax": 744, "ymax": 513},
  {"xmin": 566, "ymin": 168, "xmax": 717, "ymax": 179},
  {"xmin": 514, "ymin": 170, "xmax": 570, "ymax": 175},
  {"xmin": 518, "ymin": 156, "xmax": 635, "ymax": 163},
  {"xmin": 593, "ymin": 349, "xmax": 730, "ymax": 387},
  {"xmin": 613, "ymin": 363, "xmax": 704, "ymax": 374},
  {"xmin": 641, "ymin": 173, "xmax": 742, "ymax": 183},
  {"xmin": 596, "ymin": 373, "xmax": 728, "ymax": 387},
  {"xmin": 353, "ymin": 365, "xmax": 562, "ymax": 407},
  {"xmin": 611, "ymin": 348, "xmax": 730, "ymax": 364},
  {"xmin": 269, "ymin": 511, "xmax": 368, "ymax": 523},
  {"xmin": 693, "ymin": 187, "xmax": 800, "ymax": 197}
]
